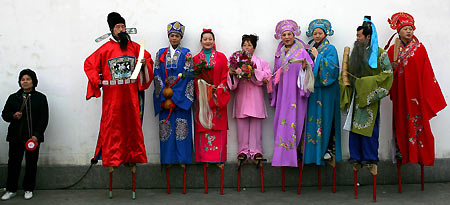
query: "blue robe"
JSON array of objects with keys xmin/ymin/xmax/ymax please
[
  {"xmin": 153, "ymin": 46, "xmax": 194, "ymax": 164},
  {"xmin": 303, "ymin": 39, "xmax": 342, "ymax": 166}
]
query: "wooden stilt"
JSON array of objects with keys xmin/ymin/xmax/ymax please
[
  {"xmin": 203, "ymin": 163, "xmax": 208, "ymax": 194},
  {"xmin": 109, "ymin": 171, "xmax": 113, "ymax": 199},
  {"xmin": 373, "ymin": 174, "xmax": 377, "ymax": 202},
  {"xmin": 354, "ymin": 170, "xmax": 358, "ymax": 199},
  {"xmin": 183, "ymin": 166, "xmax": 187, "ymax": 194},
  {"xmin": 237, "ymin": 167, "xmax": 241, "ymax": 192},
  {"xmin": 260, "ymin": 162, "xmax": 265, "ymax": 193},
  {"xmin": 220, "ymin": 165, "xmax": 224, "ymax": 195},
  {"xmin": 318, "ymin": 165, "xmax": 322, "ymax": 190},
  {"xmin": 332, "ymin": 166, "xmax": 336, "ymax": 193},
  {"xmin": 397, "ymin": 163, "xmax": 402, "ymax": 193},
  {"xmin": 282, "ymin": 167, "xmax": 285, "ymax": 192},
  {"xmin": 421, "ymin": 164, "xmax": 424, "ymax": 191},
  {"xmin": 166, "ymin": 167, "xmax": 171, "ymax": 194},
  {"xmin": 297, "ymin": 163, "xmax": 303, "ymax": 195},
  {"xmin": 132, "ymin": 171, "xmax": 136, "ymax": 200}
]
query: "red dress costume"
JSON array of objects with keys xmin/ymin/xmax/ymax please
[
  {"xmin": 387, "ymin": 13, "xmax": 446, "ymax": 166},
  {"xmin": 193, "ymin": 49, "xmax": 230, "ymax": 163},
  {"xmin": 84, "ymin": 39, "xmax": 153, "ymax": 167}
]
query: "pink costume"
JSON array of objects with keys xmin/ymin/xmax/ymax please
[{"xmin": 227, "ymin": 55, "xmax": 272, "ymax": 158}]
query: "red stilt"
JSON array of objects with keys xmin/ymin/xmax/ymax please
[
  {"xmin": 397, "ymin": 163, "xmax": 402, "ymax": 193},
  {"xmin": 109, "ymin": 171, "xmax": 113, "ymax": 198},
  {"xmin": 332, "ymin": 166, "xmax": 336, "ymax": 193},
  {"xmin": 281, "ymin": 167, "xmax": 285, "ymax": 192},
  {"xmin": 220, "ymin": 165, "xmax": 224, "ymax": 195},
  {"xmin": 421, "ymin": 164, "xmax": 424, "ymax": 191},
  {"xmin": 237, "ymin": 168, "xmax": 241, "ymax": 192},
  {"xmin": 297, "ymin": 164, "xmax": 303, "ymax": 195},
  {"xmin": 183, "ymin": 166, "xmax": 187, "ymax": 194},
  {"xmin": 260, "ymin": 163, "xmax": 265, "ymax": 193},
  {"xmin": 132, "ymin": 172, "xmax": 136, "ymax": 200},
  {"xmin": 353, "ymin": 170, "xmax": 358, "ymax": 199},
  {"xmin": 318, "ymin": 165, "xmax": 322, "ymax": 190},
  {"xmin": 166, "ymin": 167, "xmax": 171, "ymax": 194},
  {"xmin": 203, "ymin": 163, "xmax": 208, "ymax": 194},
  {"xmin": 373, "ymin": 174, "xmax": 377, "ymax": 202}
]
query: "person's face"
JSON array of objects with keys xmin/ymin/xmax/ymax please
[
  {"xmin": 112, "ymin": 23, "xmax": 126, "ymax": 38},
  {"xmin": 398, "ymin": 26, "xmax": 414, "ymax": 42},
  {"xmin": 313, "ymin": 28, "xmax": 326, "ymax": 44},
  {"xmin": 201, "ymin": 33, "xmax": 215, "ymax": 49},
  {"xmin": 281, "ymin": 31, "xmax": 295, "ymax": 47},
  {"xmin": 20, "ymin": 74, "xmax": 33, "ymax": 91},
  {"xmin": 242, "ymin": 40, "xmax": 255, "ymax": 55},
  {"xmin": 169, "ymin": 33, "xmax": 182, "ymax": 47},
  {"xmin": 356, "ymin": 29, "xmax": 370, "ymax": 42}
]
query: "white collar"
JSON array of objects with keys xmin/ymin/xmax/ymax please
[{"xmin": 170, "ymin": 45, "xmax": 177, "ymax": 58}]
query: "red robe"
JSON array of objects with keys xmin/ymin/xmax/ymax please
[
  {"xmin": 84, "ymin": 39, "xmax": 153, "ymax": 167},
  {"xmin": 388, "ymin": 39, "xmax": 446, "ymax": 166},
  {"xmin": 193, "ymin": 49, "xmax": 230, "ymax": 162}
]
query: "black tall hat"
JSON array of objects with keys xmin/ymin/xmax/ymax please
[{"xmin": 107, "ymin": 12, "xmax": 125, "ymax": 30}]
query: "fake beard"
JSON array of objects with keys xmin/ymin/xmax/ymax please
[
  {"xmin": 118, "ymin": 32, "xmax": 131, "ymax": 50},
  {"xmin": 348, "ymin": 40, "xmax": 370, "ymax": 85}
]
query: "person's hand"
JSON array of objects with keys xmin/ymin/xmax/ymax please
[
  {"xmin": 301, "ymin": 59, "xmax": 307, "ymax": 69},
  {"xmin": 311, "ymin": 47, "xmax": 318, "ymax": 58},
  {"xmin": 13, "ymin": 112, "xmax": 22, "ymax": 120},
  {"xmin": 140, "ymin": 59, "xmax": 146, "ymax": 70},
  {"xmin": 391, "ymin": 61, "xmax": 399, "ymax": 69},
  {"xmin": 32, "ymin": 136, "xmax": 38, "ymax": 142}
]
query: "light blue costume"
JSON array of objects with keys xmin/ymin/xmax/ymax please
[
  {"xmin": 303, "ymin": 19, "xmax": 341, "ymax": 166},
  {"xmin": 153, "ymin": 21, "xmax": 194, "ymax": 164}
]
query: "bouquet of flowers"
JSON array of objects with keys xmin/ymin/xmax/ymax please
[
  {"xmin": 228, "ymin": 50, "xmax": 256, "ymax": 79},
  {"xmin": 192, "ymin": 58, "xmax": 214, "ymax": 83}
]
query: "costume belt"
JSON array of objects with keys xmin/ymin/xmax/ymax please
[{"xmin": 101, "ymin": 79, "xmax": 137, "ymax": 85}]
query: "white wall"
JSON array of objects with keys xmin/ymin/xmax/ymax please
[{"xmin": 0, "ymin": 0, "xmax": 449, "ymax": 165}]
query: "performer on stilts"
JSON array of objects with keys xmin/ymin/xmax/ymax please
[
  {"xmin": 270, "ymin": 19, "xmax": 314, "ymax": 192},
  {"xmin": 84, "ymin": 12, "xmax": 153, "ymax": 199},
  {"xmin": 227, "ymin": 34, "xmax": 271, "ymax": 193},
  {"xmin": 193, "ymin": 29, "xmax": 230, "ymax": 195},
  {"xmin": 153, "ymin": 21, "xmax": 194, "ymax": 195},
  {"xmin": 339, "ymin": 16, "xmax": 393, "ymax": 202},
  {"xmin": 303, "ymin": 19, "xmax": 341, "ymax": 194},
  {"xmin": 384, "ymin": 12, "xmax": 446, "ymax": 193}
]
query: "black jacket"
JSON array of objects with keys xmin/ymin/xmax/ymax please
[{"xmin": 2, "ymin": 89, "xmax": 49, "ymax": 143}]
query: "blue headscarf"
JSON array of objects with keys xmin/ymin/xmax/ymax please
[
  {"xmin": 306, "ymin": 19, "xmax": 334, "ymax": 37},
  {"xmin": 364, "ymin": 17, "xmax": 378, "ymax": 69},
  {"xmin": 167, "ymin": 21, "xmax": 185, "ymax": 38}
]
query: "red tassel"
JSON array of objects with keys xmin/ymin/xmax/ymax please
[
  {"xmin": 297, "ymin": 164, "xmax": 303, "ymax": 195},
  {"xmin": 203, "ymin": 163, "xmax": 208, "ymax": 194},
  {"xmin": 260, "ymin": 163, "xmax": 265, "ymax": 193},
  {"xmin": 166, "ymin": 167, "xmax": 171, "ymax": 194},
  {"xmin": 421, "ymin": 164, "xmax": 424, "ymax": 191},
  {"xmin": 237, "ymin": 168, "xmax": 241, "ymax": 192},
  {"xmin": 318, "ymin": 165, "xmax": 322, "ymax": 190},
  {"xmin": 281, "ymin": 167, "xmax": 285, "ymax": 192},
  {"xmin": 163, "ymin": 104, "xmax": 176, "ymax": 124},
  {"xmin": 220, "ymin": 166, "xmax": 224, "ymax": 195},
  {"xmin": 373, "ymin": 174, "xmax": 377, "ymax": 202},
  {"xmin": 354, "ymin": 170, "xmax": 358, "ymax": 199},
  {"xmin": 332, "ymin": 166, "xmax": 336, "ymax": 193},
  {"xmin": 183, "ymin": 167, "xmax": 187, "ymax": 194},
  {"xmin": 397, "ymin": 163, "xmax": 402, "ymax": 193}
]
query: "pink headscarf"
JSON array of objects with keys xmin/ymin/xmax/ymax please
[{"xmin": 274, "ymin": 19, "xmax": 301, "ymax": 39}]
